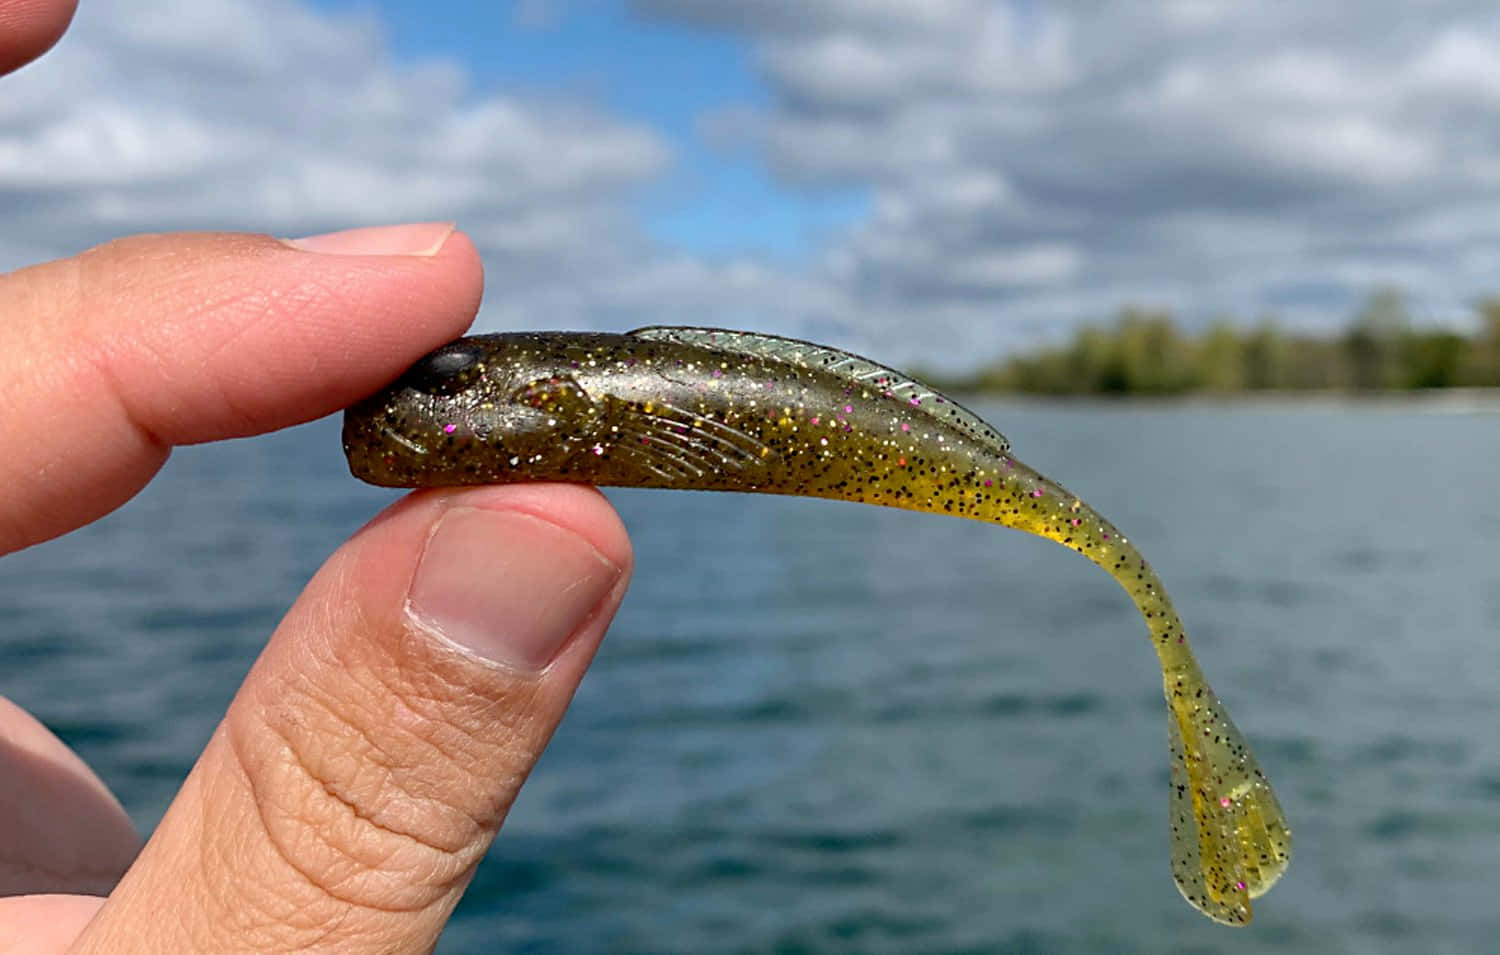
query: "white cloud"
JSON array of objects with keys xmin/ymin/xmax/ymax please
[
  {"xmin": 0, "ymin": 0, "xmax": 870, "ymax": 367},
  {"xmin": 1408, "ymin": 28, "xmax": 1500, "ymax": 104},
  {"xmin": 0, "ymin": 0, "xmax": 668, "ymax": 271},
  {"xmin": 637, "ymin": 0, "xmax": 1500, "ymax": 356},
  {"xmin": 760, "ymin": 6, "xmax": 1072, "ymax": 110},
  {"xmin": 8, "ymin": 0, "xmax": 1500, "ymax": 372}
]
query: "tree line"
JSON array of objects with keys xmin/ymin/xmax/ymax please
[{"xmin": 940, "ymin": 290, "xmax": 1500, "ymax": 395}]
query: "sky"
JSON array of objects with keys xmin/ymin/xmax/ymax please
[{"xmin": 5, "ymin": 0, "xmax": 1500, "ymax": 368}]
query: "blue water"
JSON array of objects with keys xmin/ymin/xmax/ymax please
[{"xmin": 3, "ymin": 401, "xmax": 1499, "ymax": 953}]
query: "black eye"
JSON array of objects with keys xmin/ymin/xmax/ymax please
[{"xmin": 402, "ymin": 341, "xmax": 483, "ymax": 396}]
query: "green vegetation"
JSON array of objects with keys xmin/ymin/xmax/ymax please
[{"xmin": 945, "ymin": 289, "xmax": 1500, "ymax": 395}]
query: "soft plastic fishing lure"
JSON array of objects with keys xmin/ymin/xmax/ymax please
[{"xmin": 343, "ymin": 327, "xmax": 1291, "ymax": 924}]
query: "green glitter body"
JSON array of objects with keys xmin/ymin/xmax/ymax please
[{"xmin": 343, "ymin": 326, "xmax": 1291, "ymax": 924}]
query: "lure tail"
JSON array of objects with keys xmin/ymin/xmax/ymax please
[
  {"xmin": 975, "ymin": 453, "xmax": 1291, "ymax": 924},
  {"xmin": 1163, "ymin": 662, "xmax": 1292, "ymax": 924}
]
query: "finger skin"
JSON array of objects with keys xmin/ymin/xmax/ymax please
[
  {"xmin": 0, "ymin": 698, "xmax": 139, "ymax": 897},
  {"xmin": 0, "ymin": 230, "xmax": 484, "ymax": 555},
  {"xmin": 2, "ymin": 6, "xmax": 599, "ymax": 950},
  {"xmin": 70, "ymin": 484, "xmax": 633, "ymax": 953},
  {"xmin": 0, "ymin": 0, "xmax": 75, "ymax": 75},
  {"xmin": 0, "ymin": 894, "xmax": 104, "ymax": 955}
]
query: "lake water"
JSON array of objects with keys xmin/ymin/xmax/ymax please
[{"xmin": 2, "ymin": 400, "xmax": 1498, "ymax": 953}]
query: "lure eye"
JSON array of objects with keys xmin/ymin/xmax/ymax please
[{"xmin": 401, "ymin": 341, "xmax": 483, "ymax": 396}]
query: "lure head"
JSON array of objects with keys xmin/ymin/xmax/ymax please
[{"xmin": 343, "ymin": 335, "xmax": 601, "ymax": 487}]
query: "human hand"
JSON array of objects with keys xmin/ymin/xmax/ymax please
[{"xmin": 0, "ymin": 6, "xmax": 633, "ymax": 951}]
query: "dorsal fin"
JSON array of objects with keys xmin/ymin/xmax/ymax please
[{"xmin": 628, "ymin": 326, "xmax": 1009, "ymax": 451}]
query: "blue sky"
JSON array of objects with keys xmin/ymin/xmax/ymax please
[
  {"xmin": 308, "ymin": 0, "xmax": 868, "ymax": 260},
  {"xmin": 6, "ymin": 0, "xmax": 1500, "ymax": 367}
]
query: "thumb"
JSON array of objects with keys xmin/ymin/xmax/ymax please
[{"xmin": 72, "ymin": 483, "xmax": 631, "ymax": 954}]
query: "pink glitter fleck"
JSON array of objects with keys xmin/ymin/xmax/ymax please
[
  {"xmin": 1069, "ymin": 518, "xmax": 1081, "ymax": 527},
  {"xmin": 810, "ymin": 416, "xmax": 820, "ymax": 425},
  {"xmin": 1236, "ymin": 881, "xmax": 1247, "ymax": 891},
  {"xmin": 844, "ymin": 404, "xmax": 853, "ymax": 414},
  {"xmin": 1220, "ymin": 797, "xmax": 1231, "ymax": 808},
  {"xmin": 443, "ymin": 423, "xmax": 457, "ymax": 434},
  {"xmin": 909, "ymin": 397, "xmax": 921, "ymax": 406},
  {"xmin": 900, "ymin": 423, "xmax": 910, "ymax": 432},
  {"xmin": 1030, "ymin": 488, "xmax": 1044, "ymax": 498},
  {"xmin": 712, "ymin": 368, "xmax": 723, "ymax": 378}
]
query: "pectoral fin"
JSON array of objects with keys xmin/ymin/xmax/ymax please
[{"xmin": 602, "ymin": 394, "xmax": 776, "ymax": 482}]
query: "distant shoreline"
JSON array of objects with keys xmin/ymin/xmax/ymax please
[
  {"xmin": 935, "ymin": 293, "xmax": 1500, "ymax": 397},
  {"xmin": 951, "ymin": 386, "xmax": 1500, "ymax": 411}
]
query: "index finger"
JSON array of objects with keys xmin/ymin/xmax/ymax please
[
  {"xmin": 0, "ymin": 225, "xmax": 483, "ymax": 554},
  {"xmin": 0, "ymin": 0, "xmax": 76, "ymax": 75}
]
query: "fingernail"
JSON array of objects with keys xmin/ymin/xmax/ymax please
[
  {"xmin": 281, "ymin": 222, "xmax": 455, "ymax": 257},
  {"xmin": 406, "ymin": 508, "xmax": 622, "ymax": 671}
]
